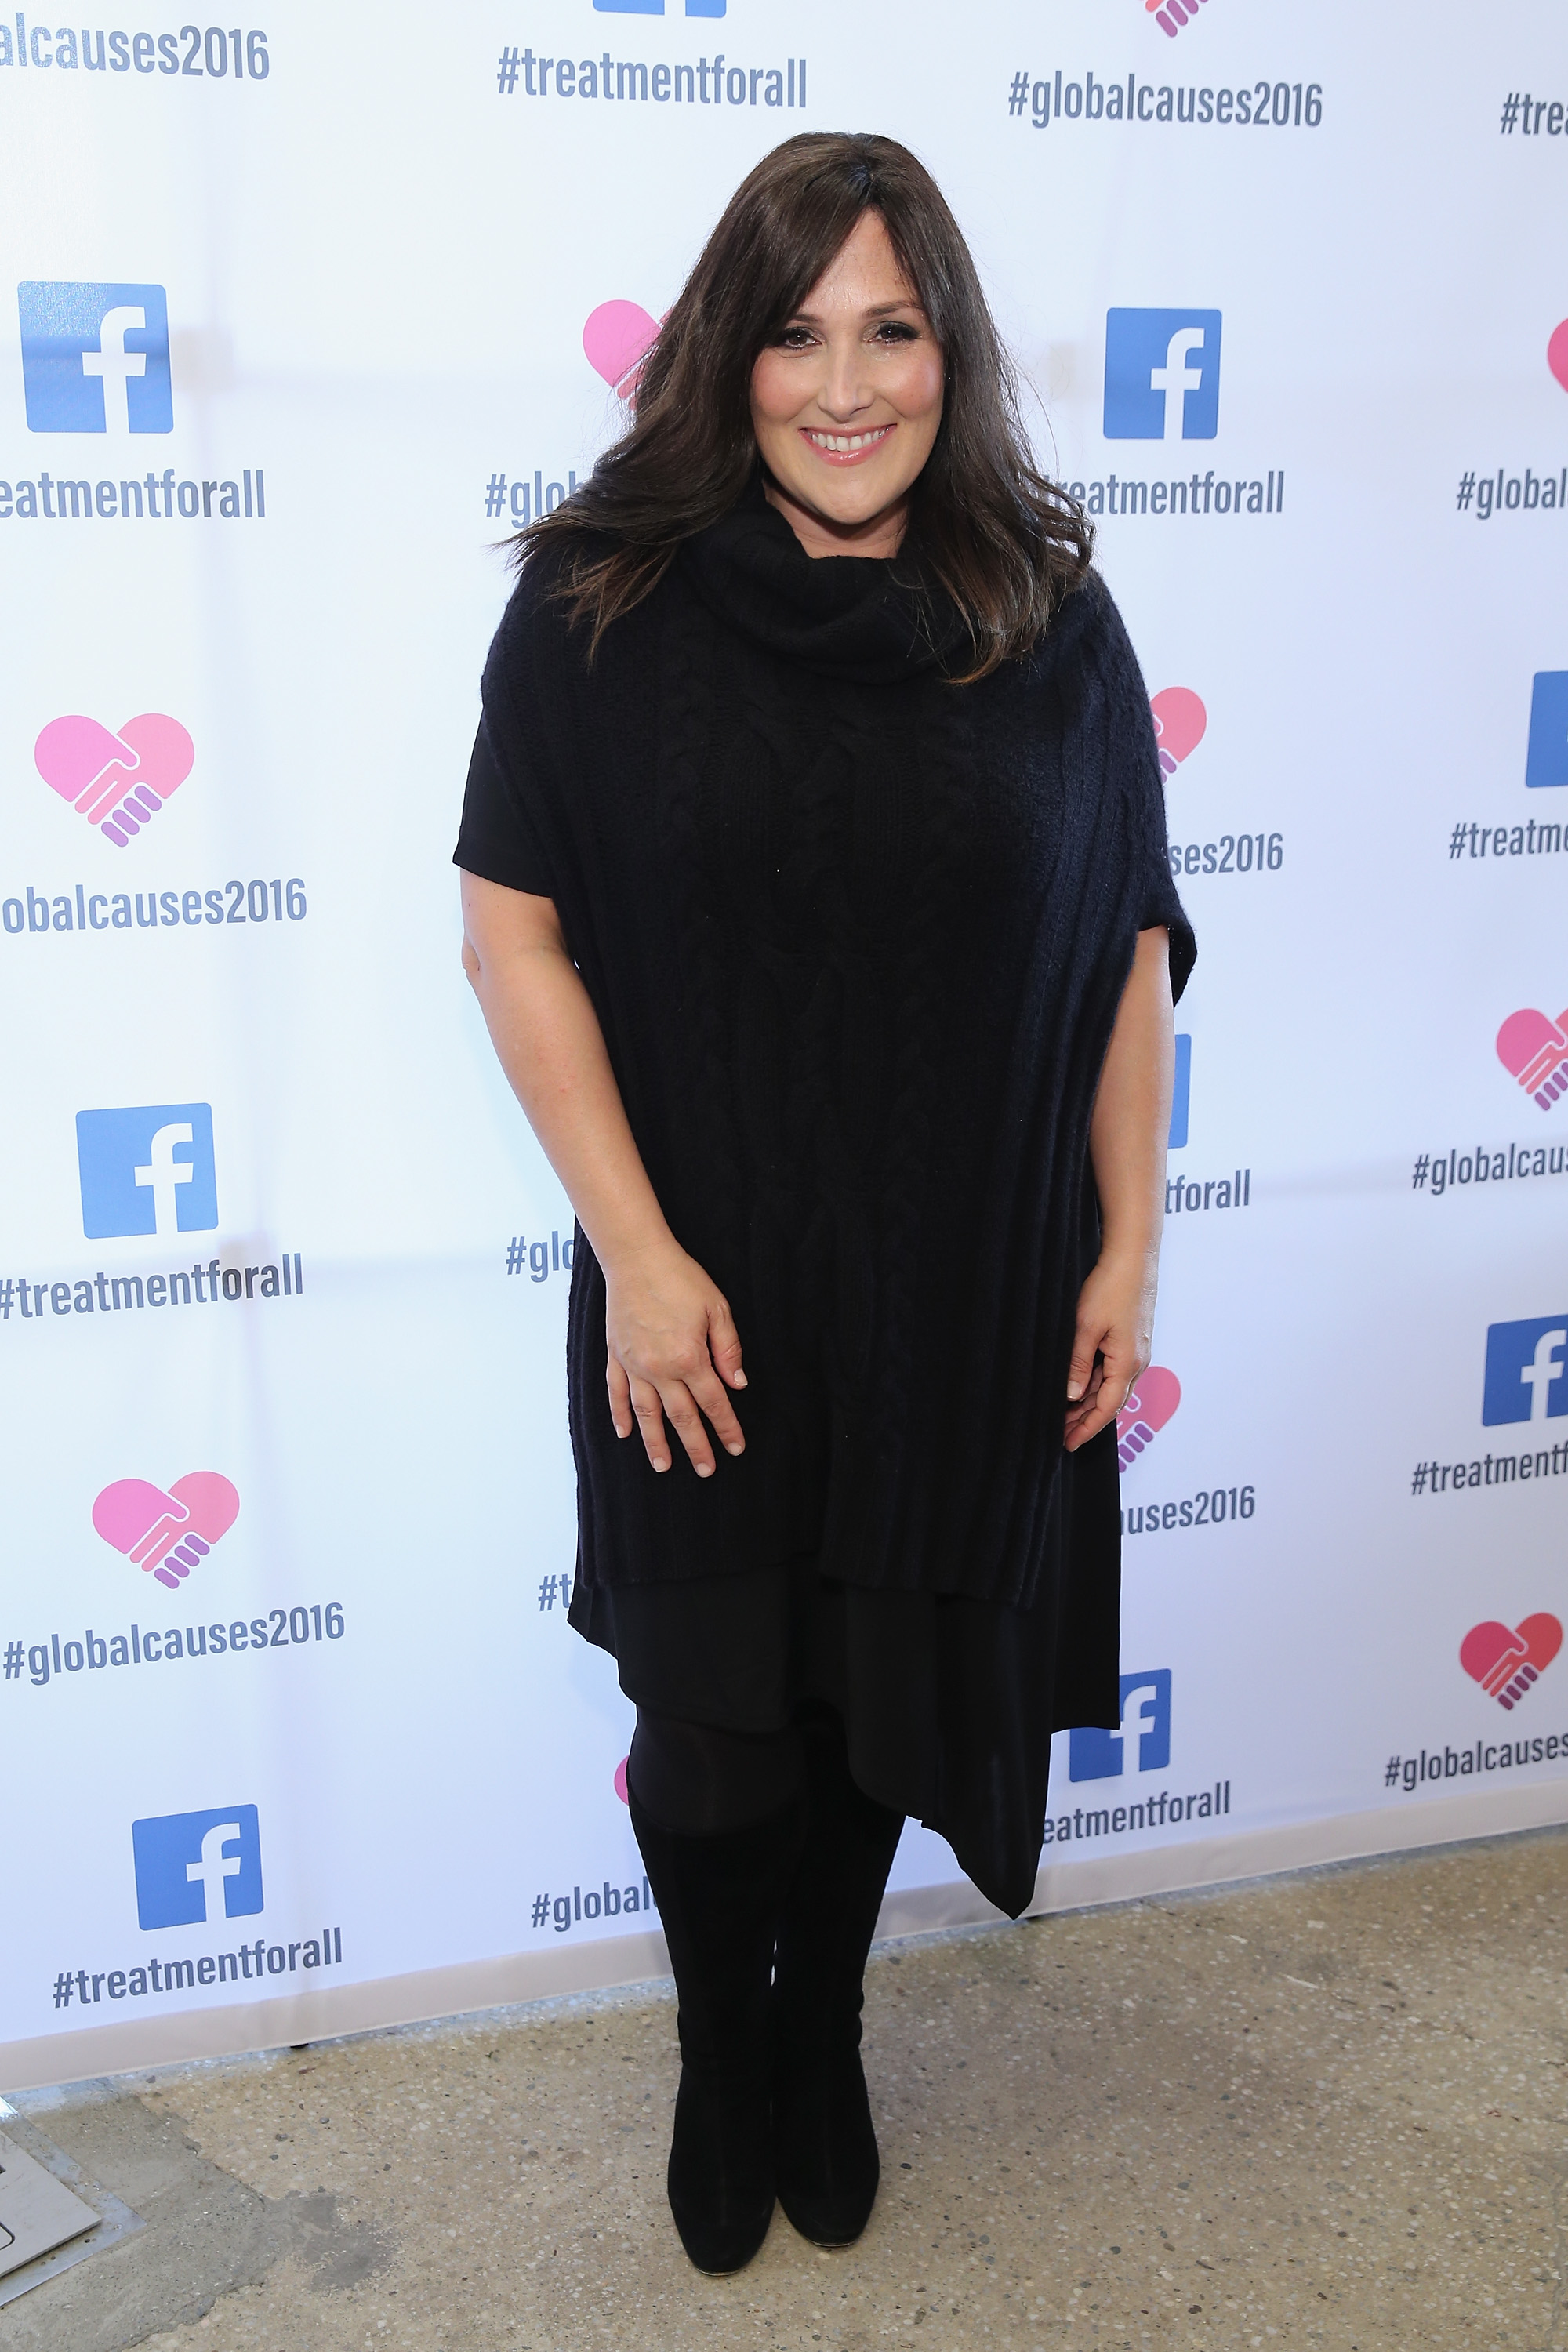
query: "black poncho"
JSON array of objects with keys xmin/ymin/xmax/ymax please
[{"xmin": 457, "ymin": 484, "xmax": 1193, "ymax": 1912}]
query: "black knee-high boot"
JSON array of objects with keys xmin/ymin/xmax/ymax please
[
  {"xmin": 628, "ymin": 1784, "xmax": 805, "ymax": 2274},
  {"xmin": 771, "ymin": 1712, "xmax": 905, "ymax": 2247}
]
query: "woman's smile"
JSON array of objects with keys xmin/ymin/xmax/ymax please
[{"xmin": 799, "ymin": 423, "xmax": 898, "ymax": 464}]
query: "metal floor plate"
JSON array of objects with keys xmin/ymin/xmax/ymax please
[
  {"xmin": 0, "ymin": 2132, "xmax": 98, "ymax": 2274},
  {"xmin": 0, "ymin": 2101, "xmax": 143, "ymax": 2307}
]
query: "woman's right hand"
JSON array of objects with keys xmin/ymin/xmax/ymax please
[
  {"xmin": 604, "ymin": 1241, "xmax": 748, "ymax": 1477},
  {"xmin": 459, "ymin": 876, "xmax": 749, "ymax": 1479}
]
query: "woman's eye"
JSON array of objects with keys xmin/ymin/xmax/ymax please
[{"xmin": 874, "ymin": 321, "xmax": 919, "ymax": 343}]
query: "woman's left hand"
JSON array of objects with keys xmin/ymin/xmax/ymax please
[{"xmin": 1063, "ymin": 1251, "xmax": 1157, "ymax": 1453}]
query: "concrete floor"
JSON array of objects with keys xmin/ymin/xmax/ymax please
[{"xmin": 9, "ymin": 1825, "xmax": 1568, "ymax": 2351}]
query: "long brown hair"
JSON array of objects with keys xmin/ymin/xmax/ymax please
[{"xmin": 517, "ymin": 132, "xmax": 1091, "ymax": 681}]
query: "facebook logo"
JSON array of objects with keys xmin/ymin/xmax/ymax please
[
  {"xmin": 132, "ymin": 1805, "xmax": 263, "ymax": 1931},
  {"xmin": 1168, "ymin": 1034, "xmax": 1192, "ymax": 1149},
  {"xmin": 1069, "ymin": 1670, "xmax": 1173, "ymax": 1782},
  {"xmin": 1525, "ymin": 673, "xmax": 1568, "ymax": 790},
  {"xmin": 1104, "ymin": 310, "xmax": 1222, "ymax": 441},
  {"xmin": 76, "ymin": 1103, "xmax": 218, "ymax": 1240},
  {"xmin": 1483, "ymin": 1316, "xmax": 1568, "ymax": 1426},
  {"xmin": 17, "ymin": 281, "xmax": 172, "ymax": 434}
]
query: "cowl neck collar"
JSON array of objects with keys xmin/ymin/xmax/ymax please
[{"xmin": 679, "ymin": 474, "xmax": 974, "ymax": 687}]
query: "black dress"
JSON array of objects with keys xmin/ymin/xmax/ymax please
[{"xmin": 455, "ymin": 483, "xmax": 1193, "ymax": 1916}]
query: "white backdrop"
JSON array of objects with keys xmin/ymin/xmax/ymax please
[{"xmin": 4, "ymin": 0, "xmax": 1567, "ymax": 2087}]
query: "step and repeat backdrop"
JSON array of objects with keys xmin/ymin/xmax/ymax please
[{"xmin": 2, "ymin": 1, "xmax": 1566, "ymax": 2080}]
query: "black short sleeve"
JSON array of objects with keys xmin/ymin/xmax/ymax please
[
  {"xmin": 1085, "ymin": 575, "xmax": 1196, "ymax": 1006},
  {"xmin": 1141, "ymin": 856, "xmax": 1196, "ymax": 1005},
  {"xmin": 452, "ymin": 717, "xmax": 557, "ymax": 898}
]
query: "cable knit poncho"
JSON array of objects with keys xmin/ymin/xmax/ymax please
[{"xmin": 456, "ymin": 484, "xmax": 1193, "ymax": 1618}]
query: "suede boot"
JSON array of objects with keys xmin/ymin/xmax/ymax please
[
  {"xmin": 771, "ymin": 1712, "xmax": 905, "ymax": 2246},
  {"xmin": 628, "ymin": 1783, "xmax": 805, "ymax": 2274}
]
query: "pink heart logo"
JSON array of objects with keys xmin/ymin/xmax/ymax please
[
  {"xmin": 583, "ymin": 301, "xmax": 661, "ymax": 403},
  {"xmin": 614, "ymin": 1755, "xmax": 630, "ymax": 1805},
  {"xmin": 1150, "ymin": 688, "xmax": 1207, "ymax": 778},
  {"xmin": 1460, "ymin": 1612, "xmax": 1562, "ymax": 1709},
  {"xmin": 1496, "ymin": 1007, "xmax": 1568, "ymax": 1109},
  {"xmin": 1548, "ymin": 319, "xmax": 1568, "ymax": 396},
  {"xmin": 93, "ymin": 1471, "xmax": 239, "ymax": 1590},
  {"xmin": 34, "ymin": 712, "xmax": 194, "ymax": 845},
  {"xmin": 1116, "ymin": 1366, "xmax": 1181, "ymax": 1468}
]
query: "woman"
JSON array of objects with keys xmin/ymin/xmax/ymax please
[{"xmin": 456, "ymin": 132, "xmax": 1192, "ymax": 2275}]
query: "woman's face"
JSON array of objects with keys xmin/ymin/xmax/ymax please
[{"xmin": 749, "ymin": 210, "xmax": 945, "ymax": 558}]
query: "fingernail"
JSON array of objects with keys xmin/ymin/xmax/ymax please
[
  {"xmin": 731, "ymin": 1372, "xmax": 748, "ymax": 1388},
  {"xmin": 726, "ymin": 1442, "xmax": 744, "ymax": 1456},
  {"xmin": 696, "ymin": 1463, "xmax": 713, "ymax": 1478}
]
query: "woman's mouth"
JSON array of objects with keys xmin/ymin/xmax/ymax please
[{"xmin": 800, "ymin": 424, "xmax": 895, "ymax": 464}]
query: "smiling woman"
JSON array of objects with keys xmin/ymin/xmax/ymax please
[{"xmin": 455, "ymin": 132, "xmax": 1192, "ymax": 2281}]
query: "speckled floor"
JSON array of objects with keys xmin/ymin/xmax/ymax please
[{"xmin": 9, "ymin": 1826, "xmax": 1568, "ymax": 2350}]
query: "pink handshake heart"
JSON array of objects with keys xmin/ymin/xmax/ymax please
[
  {"xmin": 93, "ymin": 1471, "xmax": 239, "ymax": 1590},
  {"xmin": 34, "ymin": 713, "xmax": 194, "ymax": 846},
  {"xmin": 1460, "ymin": 1612, "xmax": 1562, "ymax": 1710},
  {"xmin": 1149, "ymin": 688, "xmax": 1207, "ymax": 779},
  {"xmin": 583, "ymin": 301, "xmax": 662, "ymax": 403},
  {"xmin": 1549, "ymin": 320, "xmax": 1568, "ymax": 397},
  {"xmin": 1496, "ymin": 1007, "xmax": 1568, "ymax": 1109},
  {"xmin": 1116, "ymin": 1366, "xmax": 1181, "ymax": 1469}
]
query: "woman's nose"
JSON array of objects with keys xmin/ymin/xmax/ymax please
[{"xmin": 817, "ymin": 344, "xmax": 874, "ymax": 420}]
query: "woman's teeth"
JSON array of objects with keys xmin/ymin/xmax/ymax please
[{"xmin": 804, "ymin": 427, "xmax": 892, "ymax": 452}]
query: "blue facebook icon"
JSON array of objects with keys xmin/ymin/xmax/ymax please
[
  {"xmin": 1168, "ymin": 1034, "xmax": 1192, "ymax": 1149},
  {"xmin": 1525, "ymin": 673, "xmax": 1568, "ymax": 790},
  {"xmin": 17, "ymin": 281, "xmax": 172, "ymax": 434},
  {"xmin": 1104, "ymin": 310, "xmax": 1221, "ymax": 441},
  {"xmin": 1069, "ymin": 1671, "xmax": 1173, "ymax": 1782},
  {"xmin": 76, "ymin": 1104, "xmax": 218, "ymax": 1240},
  {"xmin": 132, "ymin": 1805, "xmax": 263, "ymax": 1931},
  {"xmin": 1482, "ymin": 1316, "xmax": 1568, "ymax": 1426}
]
